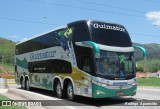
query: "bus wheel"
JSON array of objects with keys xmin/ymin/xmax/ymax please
[
  {"xmin": 67, "ymin": 82, "xmax": 76, "ymax": 101},
  {"xmin": 21, "ymin": 79, "xmax": 26, "ymax": 90},
  {"xmin": 26, "ymin": 78, "xmax": 31, "ymax": 91},
  {"xmin": 55, "ymin": 81, "xmax": 63, "ymax": 98}
]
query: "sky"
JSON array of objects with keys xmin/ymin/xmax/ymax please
[{"xmin": 0, "ymin": 0, "xmax": 160, "ymax": 44}]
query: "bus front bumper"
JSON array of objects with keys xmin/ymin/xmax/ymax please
[{"xmin": 92, "ymin": 83, "xmax": 137, "ymax": 98}]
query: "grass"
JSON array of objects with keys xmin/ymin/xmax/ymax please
[
  {"xmin": 137, "ymin": 78, "xmax": 160, "ymax": 87},
  {"xmin": 0, "ymin": 95, "xmax": 27, "ymax": 109}
]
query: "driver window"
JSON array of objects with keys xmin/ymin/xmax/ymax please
[{"xmin": 82, "ymin": 56, "xmax": 91, "ymax": 73}]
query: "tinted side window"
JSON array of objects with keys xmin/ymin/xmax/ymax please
[
  {"xmin": 82, "ymin": 56, "xmax": 91, "ymax": 73},
  {"xmin": 28, "ymin": 60, "xmax": 52, "ymax": 73},
  {"xmin": 16, "ymin": 29, "xmax": 69, "ymax": 55},
  {"xmin": 52, "ymin": 60, "xmax": 72, "ymax": 73},
  {"xmin": 28, "ymin": 59, "xmax": 72, "ymax": 73},
  {"xmin": 74, "ymin": 45, "xmax": 94, "ymax": 74}
]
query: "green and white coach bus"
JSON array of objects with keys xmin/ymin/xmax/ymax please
[{"xmin": 15, "ymin": 20, "xmax": 146, "ymax": 100}]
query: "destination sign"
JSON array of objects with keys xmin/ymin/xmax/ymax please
[{"xmin": 93, "ymin": 23, "xmax": 126, "ymax": 32}]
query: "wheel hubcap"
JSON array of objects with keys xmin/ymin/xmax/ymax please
[
  {"xmin": 22, "ymin": 80, "xmax": 25, "ymax": 88},
  {"xmin": 67, "ymin": 84, "xmax": 73, "ymax": 98},
  {"xmin": 56, "ymin": 84, "xmax": 61, "ymax": 96},
  {"xmin": 26, "ymin": 80, "xmax": 29, "ymax": 90}
]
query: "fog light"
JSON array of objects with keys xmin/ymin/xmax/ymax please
[
  {"xmin": 96, "ymin": 90, "xmax": 105, "ymax": 95},
  {"xmin": 97, "ymin": 91, "xmax": 100, "ymax": 95},
  {"xmin": 101, "ymin": 83, "xmax": 108, "ymax": 87}
]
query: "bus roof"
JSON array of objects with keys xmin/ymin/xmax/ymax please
[
  {"xmin": 68, "ymin": 20, "xmax": 124, "ymax": 27},
  {"xmin": 16, "ymin": 20, "xmax": 124, "ymax": 45},
  {"xmin": 16, "ymin": 25, "xmax": 68, "ymax": 45}
]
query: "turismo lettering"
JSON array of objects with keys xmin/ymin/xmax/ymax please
[
  {"xmin": 93, "ymin": 23, "xmax": 125, "ymax": 32},
  {"xmin": 30, "ymin": 51, "xmax": 56, "ymax": 60}
]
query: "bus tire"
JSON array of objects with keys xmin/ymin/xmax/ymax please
[
  {"xmin": 55, "ymin": 81, "xmax": 63, "ymax": 98},
  {"xmin": 26, "ymin": 78, "xmax": 31, "ymax": 91},
  {"xmin": 21, "ymin": 78, "xmax": 26, "ymax": 90},
  {"xmin": 67, "ymin": 82, "xmax": 76, "ymax": 101}
]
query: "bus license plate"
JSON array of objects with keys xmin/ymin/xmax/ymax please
[{"xmin": 117, "ymin": 92, "xmax": 124, "ymax": 95}]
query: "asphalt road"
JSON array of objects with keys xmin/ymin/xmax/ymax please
[{"xmin": 2, "ymin": 84, "xmax": 160, "ymax": 109}]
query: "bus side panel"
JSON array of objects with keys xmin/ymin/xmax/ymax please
[
  {"xmin": 29, "ymin": 73, "xmax": 54, "ymax": 90},
  {"xmin": 71, "ymin": 67, "xmax": 93, "ymax": 98},
  {"xmin": 15, "ymin": 55, "xmax": 27, "ymax": 85}
]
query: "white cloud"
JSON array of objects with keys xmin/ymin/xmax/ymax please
[
  {"xmin": 6, "ymin": 35, "xmax": 18, "ymax": 40},
  {"xmin": 11, "ymin": 35, "xmax": 18, "ymax": 39},
  {"xmin": 20, "ymin": 38, "xmax": 29, "ymax": 42},
  {"xmin": 3, "ymin": 35, "xmax": 19, "ymax": 42},
  {"xmin": 146, "ymin": 11, "xmax": 160, "ymax": 26},
  {"xmin": 5, "ymin": 35, "xmax": 31, "ymax": 43}
]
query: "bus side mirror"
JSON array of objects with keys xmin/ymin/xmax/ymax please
[{"xmin": 133, "ymin": 45, "xmax": 147, "ymax": 60}]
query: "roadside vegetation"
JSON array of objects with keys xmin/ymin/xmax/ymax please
[
  {"xmin": 137, "ymin": 78, "xmax": 160, "ymax": 87},
  {"xmin": 136, "ymin": 59, "xmax": 160, "ymax": 73},
  {"xmin": 0, "ymin": 95, "xmax": 27, "ymax": 109},
  {"xmin": 0, "ymin": 38, "xmax": 15, "ymax": 76},
  {"xmin": 0, "ymin": 38, "xmax": 16, "ymax": 65},
  {"xmin": 136, "ymin": 59, "xmax": 160, "ymax": 87}
]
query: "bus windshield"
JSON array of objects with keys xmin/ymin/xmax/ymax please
[
  {"xmin": 89, "ymin": 21, "xmax": 132, "ymax": 47},
  {"xmin": 96, "ymin": 51, "xmax": 135, "ymax": 79}
]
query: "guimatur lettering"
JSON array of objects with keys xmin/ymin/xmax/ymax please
[
  {"xmin": 30, "ymin": 50, "xmax": 56, "ymax": 60},
  {"xmin": 93, "ymin": 23, "xmax": 126, "ymax": 32}
]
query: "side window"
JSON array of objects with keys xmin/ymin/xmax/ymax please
[
  {"xmin": 16, "ymin": 28, "xmax": 70, "ymax": 54},
  {"xmin": 82, "ymin": 56, "xmax": 91, "ymax": 73},
  {"xmin": 28, "ymin": 60, "xmax": 52, "ymax": 73},
  {"xmin": 51, "ymin": 28, "xmax": 74, "ymax": 52},
  {"xmin": 53, "ymin": 60, "xmax": 72, "ymax": 73},
  {"xmin": 76, "ymin": 56, "xmax": 82, "ymax": 70},
  {"xmin": 74, "ymin": 46, "xmax": 93, "ymax": 74},
  {"xmin": 32, "ymin": 32, "xmax": 57, "ymax": 51}
]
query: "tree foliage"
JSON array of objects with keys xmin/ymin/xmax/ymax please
[
  {"xmin": 137, "ymin": 59, "xmax": 160, "ymax": 72},
  {"xmin": 0, "ymin": 38, "xmax": 16, "ymax": 65}
]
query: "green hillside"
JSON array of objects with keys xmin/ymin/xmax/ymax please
[
  {"xmin": 132, "ymin": 43, "xmax": 160, "ymax": 72},
  {"xmin": 133, "ymin": 43, "xmax": 160, "ymax": 61},
  {"xmin": 0, "ymin": 37, "xmax": 16, "ymax": 65}
]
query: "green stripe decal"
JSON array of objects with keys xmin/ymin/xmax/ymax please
[{"xmin": 16, "ymin": 58, "xmax": 28, "ymax": 69}]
